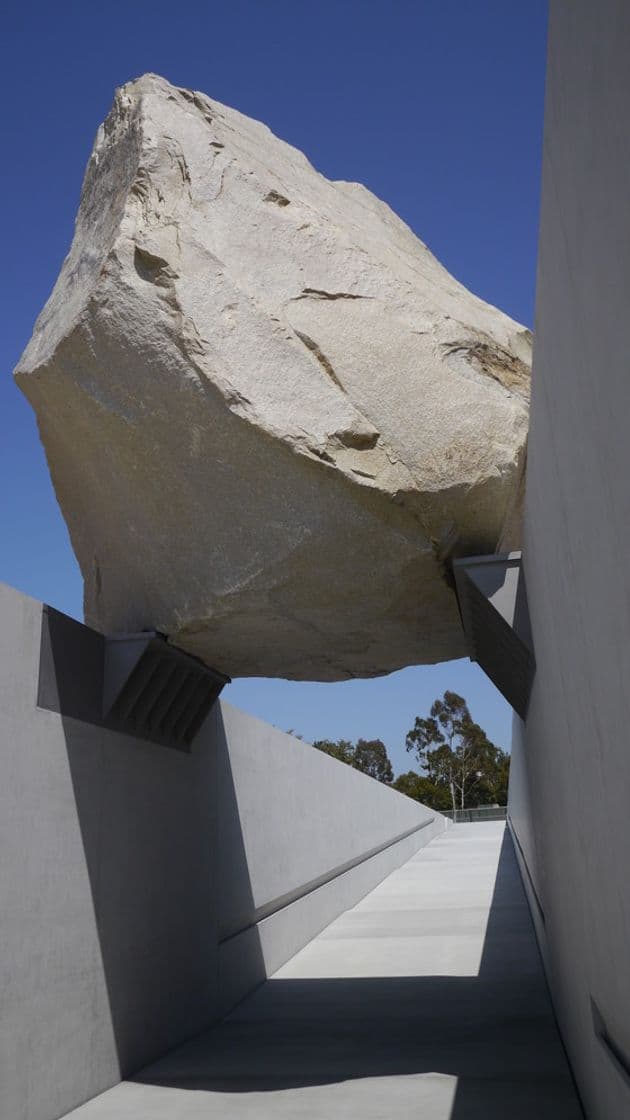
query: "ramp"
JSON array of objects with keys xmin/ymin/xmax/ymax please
[{"xmin": 62, "ymin": 824, "xmax": 583, "ymax": 1119}]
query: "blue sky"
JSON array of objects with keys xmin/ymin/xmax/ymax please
[{"xmin": 0, "ymin": 0, "xmax": 547, "ymax": 775}]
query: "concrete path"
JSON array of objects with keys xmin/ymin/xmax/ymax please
[{"xmin": 63, "ymin": 823, "xmax": 583, "ymax": 1119}]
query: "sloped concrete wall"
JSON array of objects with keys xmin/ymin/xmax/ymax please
[
  {"xmin": 0, "ymin": 582, "xmax": 444, "ymax": 1120},
  {"xmin": 509, "ymin": 3, "xmax": 630, "ymax": 1115}
]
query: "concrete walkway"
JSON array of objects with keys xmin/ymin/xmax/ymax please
[{"xmin": 64, "ymin": 823, "xmax": 583, "ymax": 1119}]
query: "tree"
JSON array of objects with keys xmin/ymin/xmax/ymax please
[
  {"xmin": 352, "ymin": 739, "xmax": 394, "ymax": 784},
  {"xmin": 405, "ymin": 691, "xmax": 509, "ymax": 814},
  {"xmin": 312, "ymin": 739, "xmax": 354, "ymax": 765},
  {"xmin": 392, "ymin": 771, "xmax": 452, "ymax": 811},
  {"xmin": 311, "ymin": 737, "xmax": 394, "ymax": 784},
  {"xmin": 476, "ymin": 748, "xmax": 510, "ymax": 805}
]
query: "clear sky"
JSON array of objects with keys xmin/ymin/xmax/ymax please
[{"xmin": 0, "ymin": 0, "xmax": 548, "ymax": 776}]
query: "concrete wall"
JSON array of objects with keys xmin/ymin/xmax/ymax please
[
  {"xmin": 0, "ymin": 581, "xmax": 444, "ymax": 1120},
  {"xmin": 506, "ymin": 715, "xmax": 547, "ymax": 969},
  {"xmin": 215, "ymin": 701, "xmax": 442, "ymax": 1013},
  {"xmin": 509, "ymin": 3, "xmax": 630, "ymax": 1115}
]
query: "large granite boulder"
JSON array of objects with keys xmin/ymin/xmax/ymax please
[{"xmin": 15, "ymin": 74, "xmax": 531, "ymax": 680}]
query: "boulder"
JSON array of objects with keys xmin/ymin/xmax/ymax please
[{"xmin": 15, "ymin": 74, "xmax": 531, "ymax": 680}]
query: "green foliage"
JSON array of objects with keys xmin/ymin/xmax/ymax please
[
  {"xmin": 405, "ymin": 690, "xmax": 510, "ymax": 813},
  {"xmin": 392, "ymin": 771, "xmax": 452, "ymax": 811},
  {"xmin": 352, "ymin": 739, "xmax": 394, "ymax": 784},
  {"xmin": 311, "ymin": 693, "xmax": 509, "ymax": 809},
  {"xmin": 312, "ymin": 738, "xmax": 355, "ymax": 765},
  {"xmin": 311, "ymin": 737, "xmax": 393, "ymax": 783},
  {"xmin": 477, "ymin": 748, "xmax": 510, "ymax": 805}
]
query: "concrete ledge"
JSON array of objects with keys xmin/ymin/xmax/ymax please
[{"xmin": 217, "ymin": 818, "xmax": 444, "ymax": 1015}]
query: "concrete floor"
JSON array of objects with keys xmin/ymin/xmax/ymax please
[{"xmin": 63, "ymin": 823, "xmax": 583, "ymax": 1119}]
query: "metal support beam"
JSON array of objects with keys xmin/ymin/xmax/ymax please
[
  {"xmin": 453, "ymin": 551, "xmax": 535, "ymax": 719},
  {"xmin": 38, "ymin": 605, "xmax": 230, "ymax": 750}
]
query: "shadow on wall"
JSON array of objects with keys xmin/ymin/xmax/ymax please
[
  {"xmin": 63, "ymin": 700, "xmax": 266, "ymax": 1079},
  {"xmin": 132, "ymin": 831, "xmax": 583, "ymax": 1119}
]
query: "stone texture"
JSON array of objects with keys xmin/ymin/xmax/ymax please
[{"xmin": 15, "ymin": 74, "xmax": 531, "ymax": 680}]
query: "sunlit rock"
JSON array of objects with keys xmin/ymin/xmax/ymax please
[{"xmin": 15, "ymin": 74, "xmax": 530, "ymax": 680}]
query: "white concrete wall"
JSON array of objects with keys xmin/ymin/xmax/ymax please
[
  {"xmin": 509, "ymin": 3, "xmax": 630, "ymax": 1115},
  {"xmin": 215, "ymin": 707, "xmax": 441, "ymax": 1014},
  {"xmin": 0, "ymin": 581, "xmax": 444, "ymax": 1120},
  {"xmin": 217, "ymin": 700, "xmax": 438, "ymax": 937}
]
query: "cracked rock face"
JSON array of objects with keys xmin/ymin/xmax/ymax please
[{"xmin": 15, "ymin": 74, "xmax": 531, "ymax": 680}]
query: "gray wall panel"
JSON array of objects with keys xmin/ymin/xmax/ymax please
[
  {"xmin": 0, "ymin": 581, "xmax": 445, "ymax": 1120},
  {"xmin": 0, "ymin": 584, "xmax": 220, "ymax": 1120},
  {"xmin": 513, "ymin": 3, "xmax": 630, "ymax": 1116},
  {"xmin": 217, "ymin": 699, "xmax": 437, "ymax": 939}
]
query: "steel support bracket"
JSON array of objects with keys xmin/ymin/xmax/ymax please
[
  {"xmin": 38, "ymin": 605, "xmax": 230, "ymax": 750},
  {"xmin": 453, "ymin": 551, "xmax": 535, "ymax": 720}
]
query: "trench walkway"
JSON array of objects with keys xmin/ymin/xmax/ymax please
[{"xmin": 64, "ymin": 823, "xmax": 582, "ymax": 1119}]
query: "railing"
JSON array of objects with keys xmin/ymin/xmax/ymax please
[{"xmin": 441, "ymin": 806, "xmax": 507, "ymax": 823}]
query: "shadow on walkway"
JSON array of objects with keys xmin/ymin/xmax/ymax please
[{"xmin": 131, "ymin": 829, "xmax": 583, "ymax": 1118}]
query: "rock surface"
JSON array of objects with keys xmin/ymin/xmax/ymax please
[{"xmin": 15, "ymin": 74, "xmax": 531, "ymax": 680}]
